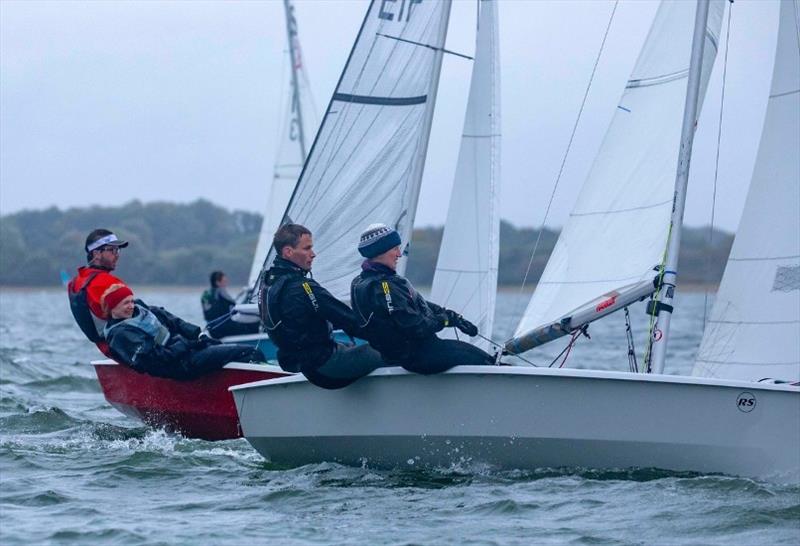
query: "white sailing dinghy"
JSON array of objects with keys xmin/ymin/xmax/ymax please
[{"xmin": 232, "ymin": 0, "xmax": 799, "ymax": 481}]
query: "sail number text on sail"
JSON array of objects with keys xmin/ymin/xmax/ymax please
[{"xmin": 379, "ymin": 0, "xmax": 423, "ymax": 23}]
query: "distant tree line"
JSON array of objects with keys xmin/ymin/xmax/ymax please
[{"xmin": 0, "ymin": 200, "xmax": 733, "ymax": 287}]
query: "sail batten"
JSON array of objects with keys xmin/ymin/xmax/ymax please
[
  {"xmin": 570, "ymin": 199, "xmax": 671, "ymax": 217},
  {"xmin": 332, "ymin": 93, "xmax": 427, "ymax": 105}
]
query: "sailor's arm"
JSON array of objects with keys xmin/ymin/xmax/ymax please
[
  {"xmin": 302, "ymin": 280, "xmax": 363, "ymax": 338},
  {"xmin": 147, "ymin": 304, "xmax": 202, "ymax": 340},
  {"xmin": 380, "ymin": 279, "xmax": 446, "ymax": 338}
]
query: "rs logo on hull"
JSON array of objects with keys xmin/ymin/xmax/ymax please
[{"xmin": 736, "ymin": 392, "xmax": 756, "ymax": 413}]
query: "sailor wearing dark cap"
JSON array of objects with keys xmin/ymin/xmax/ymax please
[
  {"xmin": 67, "ymin": 229, "xmax": 131, "ymax": 356},
  {"xmin": 351, "ymin": 223, "xmax": 495, "ymax": 374}
]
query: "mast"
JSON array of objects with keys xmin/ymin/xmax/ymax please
[
  {"xmin": 283, "ymin": 0, "xmax": 308, "ymax": 162},
  {"xmin": 647, "ymin": 0, "xmax": 712, "ymax": 374},
  {"xmin": 397, "ymin": 0, "xmax": 453, "ymax": 276}
]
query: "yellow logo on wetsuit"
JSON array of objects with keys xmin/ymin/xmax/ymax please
[
  {"xmin": 381, "ymin": 281, "xmax": 394, "ymax": 313},
  {"xmin": 302, "ymin": 282, "xmax": 319, "ymax": 311}
]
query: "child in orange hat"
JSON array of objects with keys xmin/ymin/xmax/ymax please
[{"xmin": 103, "ymin": 285, "xmax": 258, "ymax": 380}]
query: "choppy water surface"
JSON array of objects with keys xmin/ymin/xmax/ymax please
[{"xmin": 1, "ymin": 288, "xmax": 798, "ymax": 545}]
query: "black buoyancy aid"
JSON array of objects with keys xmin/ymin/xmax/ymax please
[
  {"xmin": 201, "ymin": 288, "xmax": 233, "ymax": 322},
  {"xmin": 259, "ymin": 273, "xmax": 291, "ymax": 339},
  {"xmin": 350, "ymin": 273, "xmax": 381, "ymax": 327},
  {"xmin": 351, "ymin": 271, "xmax": 414, "ymax": 363},
  {"xmin": 68, "ymin": 271, "xmax": 106, "ymax": 342},
  {"xmin": 258, "ymin": 267, "xmax": 332, "ymax": 371}
]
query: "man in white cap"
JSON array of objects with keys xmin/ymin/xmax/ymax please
[
  {"xmin": 350, "ymin": 223, "xmax": 495, "ymax": 373},
  {"xmin": 67, "ymin": 228, "xmax": 130, "ymax": 357}
]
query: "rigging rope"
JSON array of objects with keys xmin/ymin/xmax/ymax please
[
  {"xmin": 644, "ymin": 228, "xmax": 671, "ymax": 372},
  {"xmin": 703, "ymin": 0, "xmax": 734, "ymax": 331},
  {"xmin": 516, "ymin": 0, "xmax": 620, "ymax": 304},
  {"xmin": 473, "ymin": 331, "xmax": 539, "ymax": 367},
  {"xmin": 624, "ymin": 306, "xmax": 638, "ymax": 373},
  {"xmin": 548, "ymin": 326, "xmax": 588, "ymax": 368}
]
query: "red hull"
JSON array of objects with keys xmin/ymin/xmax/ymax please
[{"xmin": 93, "ymin": 360, "xmax": 289, "ymax": 441}]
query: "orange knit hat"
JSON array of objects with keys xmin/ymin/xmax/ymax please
[{"xmin": 100, "ymin": 283, "xmax": 133, "ymax": 316}]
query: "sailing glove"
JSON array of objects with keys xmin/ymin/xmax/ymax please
[
  {"xmin": 445, "ymin": 309, "xmax": 479, "ymax": 337},
  {"xmin": 455, "ymin": 317, "xmax": 479, "ymax": 337}
]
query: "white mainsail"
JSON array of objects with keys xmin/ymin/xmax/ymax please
[
  {"xmin": 248, "ymin": 0, "xmax": 318, "ymax": 288},
  {"xmin": 694, "ymin": 0, "xmax": 799, "ymax": 383},
  {"xmin": 430, "ymin": 0, "xmax": 500, "ymax": 348},
  {"xmin": 515, "ymin": 0, "xmax": 724, "ymax": 338},
  {"xmin": 262, "ymin": 0, "xmax": 452, "ymax": 299}
]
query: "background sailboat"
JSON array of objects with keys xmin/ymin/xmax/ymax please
[
  {"xmin": 247, "ymin": 0, "xmax": 319, "ymax": 291},
  {"xmin": 258, "ymin": 0, "xmax": 453, "ymax": 300},
  {"xmin": 430, "ymin": 0, "xmax": 501, "ymax": 352}
]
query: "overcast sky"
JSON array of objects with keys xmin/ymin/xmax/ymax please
[{"xmin": 0, "ymin": 0, "xmax": 779, "ymax": 229}]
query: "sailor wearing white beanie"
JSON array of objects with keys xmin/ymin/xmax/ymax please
[
  {"xmin": 350, "ymin": 222, "xmax": 495, "ymax": 374},
  {"xmin": 357, "ymin": 223, "xmax": 403, "ymax": 259}
]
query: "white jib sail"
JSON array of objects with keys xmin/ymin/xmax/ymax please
[
  {"xmin": 694, "ymin": 0, "xmax": 799, "ymax": 383},
  {"xmin": 515, "ymin": 0, "xmax": 724, "ymax": 339},
  {"xmin": 248, "ymin": 0, "xmax": 319, "ymax": 288},
  {"xmin": 430, "ymin": 0, "xmax": 500, "ymax": 349},
  {"xmin": 263, "ymin": 0, "xmax": 452, "ymax": 300}
]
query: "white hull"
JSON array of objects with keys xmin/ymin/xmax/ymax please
[{"xmin": 231, "ymin": 366, "xmax": 800, "ymax": 481}]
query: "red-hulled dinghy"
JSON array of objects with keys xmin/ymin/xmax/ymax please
[{"xmin": 93, "ymin": 360, "xmax": 289, "ymax": 440}]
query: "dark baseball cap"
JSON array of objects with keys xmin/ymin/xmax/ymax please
[{"xmin": 85, "ymin": 229, "xmax": 129, "ymax": 253}]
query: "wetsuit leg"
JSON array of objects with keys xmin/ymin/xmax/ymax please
[
  {"xmin": 302, "ymin": 344, "xmax": 388, "ymax": 390},
  {"xmin": 402, "ymin": 337, "xmax": 494, "ymax": 375},
  {"xmin": 182, "ymin": 344, "xmax": 259, "ymax": 379}
]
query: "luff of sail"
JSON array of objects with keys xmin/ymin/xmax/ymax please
[
  {"xmin": 262, "ymin": 0, "xmax": 453, "ymax": 300},
  {"xmin": 694, "ymin": 0, "xmax": 799, "ymax": 383},
  {"xmin": 513, "ymin": 1, "xmax": 724, "ymax": 345},
  {"xmin": 248, "ymin": 0, "xmax": 318, "ymax": 288},
  {"xmin": 430, "ymin": 0, "xmax": 500, "ymax": 350}
]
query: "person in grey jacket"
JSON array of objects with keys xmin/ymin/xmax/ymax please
[{"xmin": 102, "ymin": 283, "xmax": 257, "ymax": 380}]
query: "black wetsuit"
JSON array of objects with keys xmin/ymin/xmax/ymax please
[
  {"xmin": 202, "ymin": 287, "xmax": 235, "ymax": 322},
  {"xmin": 350, "ymin": 261, "xmax": 494, "ymax": 373},
  {"xmin": 202, "ymin": 287, "xmax": 259, "ymax": 338},
  {"xmin": 259, "ymin": 256, "xmax": 385, "ymax": 389},
  {"xmin": 104, "ymin": 301, "xmax": 258, "ymax": 380}
]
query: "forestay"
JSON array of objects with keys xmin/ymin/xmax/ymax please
[
  {"xmin": 694, "ymin": 0, "xmax": 799, "ymax": 383},
  {"xmin": 515, "ymin": 0, "xmax": 724, "ymax": 338},
  {"xmin": 430, "ymin": 0, "xmax": 500, "ymax": 349},
  {"xmin": 262, "ymin": 0, "xmax": 452, "ymax": 299},
  {"xmin": 248, "ymin": 0, "xmax": 319, "ymax": 288}
]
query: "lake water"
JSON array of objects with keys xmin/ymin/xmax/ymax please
[{"xmin": 1, "ymin": 288, "xmax": 798, "ymax": 545}]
